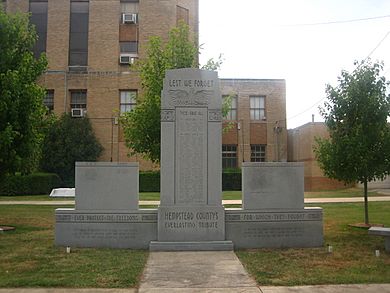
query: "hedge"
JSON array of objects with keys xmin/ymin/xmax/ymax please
[
  {"xmin": 138, "ymin": 170, "xmax": 242, "ymax": 192},
  {"xmin": 222, "ymin": 169, "xmax": 242, "ymax": 191},
  {"xmin": 139, "ymin": 171, "xmax": 160, "ymax": 192},
  {"xmin": 0, "ymin": 173, "xmax": 63, "ymax": 196}
]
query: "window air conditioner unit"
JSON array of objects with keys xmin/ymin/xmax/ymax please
[
  {"xmin": 122, "ymin": 13, "xmax": 137, "ymax": 24},
  {"xmin": 120, "ymin": 54, "xmax": 137, "ymax": 65},
  {"xmin": 71, "ymin": 108, "xmax": 84, "ymax": 118}
]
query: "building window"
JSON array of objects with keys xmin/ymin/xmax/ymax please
[
  {"xmin": 120, "ymin": 41, "xmax": 138, "ymax": 53},
  {"xmin": 120, "ymin": 90, "xmax": 136, "ymax": 113},
  {"xmin": 223, "ymin": 95, "xmax": 237, "ymax": 120},
  {"xmin": 222, "ymin": 145, "xmax": 237, "ymax": 169},
  {"xmin": 176, "ymin": 5, "xmax": 189, "ymax": 25},
  {"xmin": 69, "ymin": 1, "xmax": 89, "ymax": 69},
  {"xmin": 30, "ymin": 0, "xmax": 48, "ymax": 59},
  {"xmin": 44, "ymin": 89, "xmax": 54, "ymax": 111},
  {"xmin": 251, "ymin": 145, "xmax": 266, "ymax": 162},
  {"xmin": 70, "ymin": 90, "xmax": 87, "ymax": 109},
  {"xmin": 121, "ymin": 0, "xmax": 139, "ymax": 14},
  {"xmin": 250, "ymin": 96, "xmax": 265, "ymax": 120}
]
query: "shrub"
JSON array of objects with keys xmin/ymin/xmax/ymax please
[
  {"xmin": 40, "ymin": 114, "xmax": 103, "ymax": 185},
  {"xmin": 222, "ymin": 169, "xmax": 241, "ymax": 191},
  {"xmin": 139, "ymin": 171, "xmax": 160, "ymax": 192},
  {"xmin": 0, "ymin": 173, "xmax": 62, "ymax": 195}
]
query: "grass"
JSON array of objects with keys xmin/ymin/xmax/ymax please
[
  {"xmin": 237, "ymin": 202, "xmax": 390, "ymax": 286},
  {"xmin": 0, "ymin": 205, "xmax": 148, "ymax": 288},
  {"xmin": 1, "ymin": 188, "xmax": 388, "ymax": 202},
  {"xmin": 304, "ymin": 187, "xmax": 385, "ymax": 198},
  {"xmin": 1, "ymin": 202, "xmax": 390, "ymax": 287}
]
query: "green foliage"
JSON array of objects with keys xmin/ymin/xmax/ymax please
[
  {"xmin": 222, "ymin": 169, "xmax": 242, "ymax": 191},
  {"xmin": 0, "ymin": 172, "xmax": 62, "ymax": 196},
  {"xmin": 40, "ymin": 114, "xmax": 103, "ymax": 185},
  {"xmin": 315, "ymin": 60, "xmax": 390, "ymax": 224},
  {"xmin": 120, "ymin": 22, "xmax": 223, "ymax": 163},
  {"xmin": 315, "ymin": 60, "xmax": 390, "ymax": 183},
  {"xmin": 139, "ymin": 171, "xmax": 160, "ymax": 192},
  {"xmin": 0, "ymin": 10, "xmax": 48, "ymax": 177},
  {"xmin": 120, "ymin": 23, "xmax": 197, "ymax": 163}
]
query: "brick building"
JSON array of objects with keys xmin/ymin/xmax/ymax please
[
  {"xmin": 220, "ymin": 79, "xmax": 287, "ymax": 168},
  {"xmin": 3, "ymin": 0, "xmax": 198, "ymax": 170},
  {"xmin": 3, "ymin": 1, "xmax": 287, "ymax": 170},
  {"xmin": 288, "ymin": 122, "xmax": 348, "ymax": 191}
]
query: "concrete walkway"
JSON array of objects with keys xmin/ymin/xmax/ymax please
[
  {"xmin": 138, "ymin": 251, "xmax": 261, "ymax": 292},
  {"xmin": 1, "ymin": 196, "xmax": 390, "ymax": 206}
]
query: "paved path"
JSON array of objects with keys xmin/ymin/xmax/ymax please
[
  {"xmin": 138, "ymin": 251, "xmax": 261, "ymax": 292},
  {"xmin": 1, "ymin": 196, "xmax": 390, "ymax": 206}
]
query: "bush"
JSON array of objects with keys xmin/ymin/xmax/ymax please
[
  {"xmin": 40, "ymin": 114, "xmax": 103, "ymax": 184},
  {"xmin": 137, "ymin": 169, "xmax": 242, "ymax": 192},
  {"xmin": 139, "ymin": 171, "xmax": 160, "ymax": 192},
  {"xmin": 0, "ymin": 173, "xmax": 62, "ymax": 196},
  {"xmin": 222, "ymin": 169, "xmax": 241, "ymax": 191}
]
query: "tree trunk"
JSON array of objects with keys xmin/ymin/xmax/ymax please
[{"xmin": 364, "ymin": 179, "xmax": 369, "ymax": 225}]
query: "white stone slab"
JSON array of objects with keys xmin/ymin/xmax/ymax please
[
  {"xmin": 75, "ymin": 162, "xmax": 139, "ymax": 210},
  {"xmin": 50, "ymin": 188, "xmax": 75, "ymax": 197},
  {"xmin": 242, "ymin": 162, "xmax": 304, "ymax": 210}
]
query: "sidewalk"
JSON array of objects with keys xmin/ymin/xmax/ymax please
[{"xmin": 1, "ymin": 196, "xmax": 390, "ymax": 206}]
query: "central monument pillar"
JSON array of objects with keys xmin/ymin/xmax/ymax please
[{"xmin": 150, "ymin": 68, "xmax": 232, "ymax": 251}]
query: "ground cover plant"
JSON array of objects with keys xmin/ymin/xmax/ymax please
[
  {"xmin": 0, "ymin": 205, "xmax": 147, "ymax": 287},
  {"xmin": 237, "ymin": 202, "xmax": 390, "ymax": 286}
]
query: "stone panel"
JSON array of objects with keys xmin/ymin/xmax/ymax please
[
  {"xmin": 75, "ymin": 162, "xmax": 139, "ymax": 210},
  {"xmin": 225, "ymin": 208, "xmax": 323, "ymax": 249},
  {"xmin": 55, "ymin": 209, "xmax": 157, "ymax": 249},
  {"xmin": 242, "ymin": 162, "xmax": 304, "ymax": 210}
]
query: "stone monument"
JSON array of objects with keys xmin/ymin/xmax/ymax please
[
  {"xmin": 150, "ymin": 68, "xmax": 233, "ymax": 250},
  {"xmin": 55, "ymin": 68, "xmax": 323, "ymax": 250}
]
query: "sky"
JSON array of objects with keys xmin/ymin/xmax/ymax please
[{"xmin": 198, "ymin": 0, "xmax": 390, "ymax": 129}]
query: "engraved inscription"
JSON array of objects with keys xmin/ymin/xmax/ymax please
[
  {"xmin": 243, "ymin": 227, "xmax": 304, "ymax": 239},
  {"xmin": 225, "ymin": 212, "xmax": 322, "ymax": 222},
  {"xmin": 56, "ymin": 213, "xmax": 157, "ymax": 223},
  {"xmin": 208, "ymin": 110, "xmax": 222, "ymax": 122},
  {"xmin": 176, "ymin": 108, "xmax": 207, "ymax": 204},
  {"xmin": 163, "ymin": 211, "xmax": 220, "ymax": 230},
  {"xmin": 73, "ymin": 228, "xmax": 137, "ymax": 240},
  {"xmin": 168, "ymin": 89, "xmax": 213, "ymax": 107},
  {"xmin": 161, "ymin": 110, "xmax": 175, "ymax": 122}
]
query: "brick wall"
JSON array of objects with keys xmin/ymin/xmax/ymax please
[{"xmin": 221, "ymin": 79, "xmax": 287, "ymax": 166}]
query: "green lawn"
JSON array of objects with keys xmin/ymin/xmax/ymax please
[
  {"xmin": 304, "ymin": 187, "xmax": 385, "ymax": 198},
  {"xmin": 0, "ymin": 205, "xmax": 147, "ymax": 288},
  {"xmin": 1, "ymin": 202, "xmax": 390, "ymax": 287},
  {"xmin": 0, "ymin": 188, "xmax": 387, "ymax": 202},
  {"xmin": 237, "ymin": 202, "xmax": 390, "ymax": 286}
]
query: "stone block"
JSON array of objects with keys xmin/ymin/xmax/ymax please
[
  {"xmin": 225, "ymin": 207, "xmax": 323, "ymax": 249},
  {"xmin": 55, "ymin": 208, "xmax": 157, "ymax": 249},
  {"xmin": 75, "ymin": 162, "xmax": 139, "ymax": 211},
  {"xmin": 242, "ymin": 162, "xmax": 304, "ymax": 210}
]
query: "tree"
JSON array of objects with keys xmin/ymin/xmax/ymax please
[
  {"xmin": 120, "ymin": 22, "xmax": 223, "ymax": 163},
  {"xmin": 40, "ymin": 114, "xmax": 103, "ymax": 185},
  {"xmin": 0, "ymin": 10, "xmax": 48, "ymax": 177},
  {"xmin": 315, "ymin": 60, "xmax": 390, "ymax": 225}
]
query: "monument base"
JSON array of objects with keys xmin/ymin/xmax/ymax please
[
  {"xmin": 149, "ymin": 240, "xmax": 233, "ymax": 251},
  {"xmin": 157, "ymin": 206, "xmax": 225, "ymax": 242}
]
